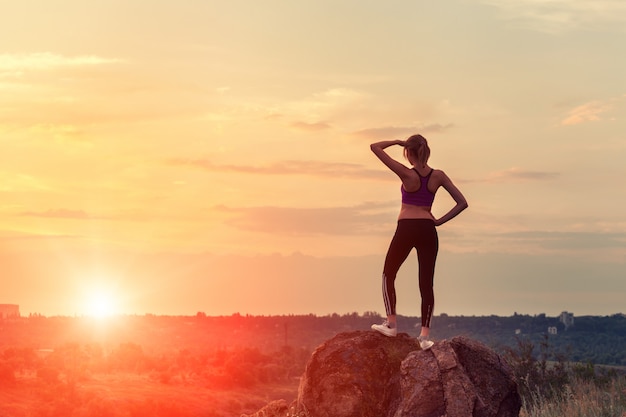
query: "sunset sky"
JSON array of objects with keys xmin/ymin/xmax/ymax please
[{"xmin": 1, "ymin": 1, "xmax": 625, "ymax": 319}]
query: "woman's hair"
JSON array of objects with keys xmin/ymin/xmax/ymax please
[{"xmin": 404, "ymin": 134, "xmax": 430, "ymax": 167}]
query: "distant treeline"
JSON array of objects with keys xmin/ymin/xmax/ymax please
[
  {"xmin": 1, "ymin": 311, "xmax": 625, "ymax": 366},
  {"xmin": 432, "ymin": 312, "xmax": 626, "ymax": 366}
]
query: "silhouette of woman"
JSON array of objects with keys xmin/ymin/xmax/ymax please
[{"xmin": 370, "ymin": 134, "xmax": 468, "ymax": 350}]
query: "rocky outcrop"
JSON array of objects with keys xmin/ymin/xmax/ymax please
[{"xmin": 245, "ymin": 331, "xmax": 521, "ymax": 417}]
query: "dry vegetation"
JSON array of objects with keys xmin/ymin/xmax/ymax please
[
  {"xmin": 504, "ymin": 336, "xmax": 626, "ymax": 417},
  {"xmin": 0, "ymin": 314, "xmax": 313, "ymax": 416},
  {"xmin": 1, "ymin": 313, "xmax": 625, "ymax": 416},
  {"xmin": 520, "ymin": 377, "xmax": 626, "ymax": 417},
  {"xmin": 1, "ymin": 371, "xmax": 299, "ymax": 417}
]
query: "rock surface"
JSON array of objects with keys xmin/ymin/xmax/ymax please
[{"xmin": 245, "ymin": 331, "xmax": 521, "ymax": 417}]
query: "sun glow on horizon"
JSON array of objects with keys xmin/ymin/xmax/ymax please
[{"xmin": 82, "ymin": 284, "xmax": 121, "ymax": 318}]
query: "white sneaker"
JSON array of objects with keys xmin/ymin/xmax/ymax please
[
  {"xmin": 418, "ymin": 336, "xmax": 434, "ymax": 350},
  {"xmin": 371, "ymin": 321, "xmax": 397, "ymax": 337}
]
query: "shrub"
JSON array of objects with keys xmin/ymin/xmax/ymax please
[
  {"xmin": 520, "ymin": 375, "xmax": 626, "ymax": 417},
  {"xmin": 0, "ymin": 361, "xmax": 16, "ymax": 386},
  {"xmin": 503, "ymin": 334, "xmax": 571, "ymax": 403},
  {"xmin": 37, "ymin": 365, "xmax": 60, "ymax": 385}
]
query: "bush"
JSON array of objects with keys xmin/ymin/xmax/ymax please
[
  {"xmin": 520, "ymin": 375, "xmax": 626, "ymax": 417},
  {"xmin": 503, "ymin": 334, "xmax": 571, "ymax": 404},
  {"xmin": 0, "ymin": 361, "xmax": 16, "ymax": 386},
  {"xmin": 504, "ymin": 333, "xmax": 626, "ymax": 416},
  {"xmin": 37, "ymin": 366, "xmax": 60, "ymax": 385}
]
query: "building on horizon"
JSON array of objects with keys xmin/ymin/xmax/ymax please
[
  {"xmin": 559, "ymin": 311, "xmax": 574, "ymax": 329},
  {"xmin": 0, "ymin": 304, "xmax": 20, "ymax": 319}
]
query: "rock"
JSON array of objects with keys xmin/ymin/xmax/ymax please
[
  {"xmin": 249, "ymin": 331, "xmax": 521, "ymax": 417},
  {"xmin": 243, "ymin": 399, "xmax": 289, "ymax": 417},
  {"xmin": 394, "ymin": 337, "xmax": 521, "ymax": 417},
  {"xmin": 297, "ymin": 331, "xmax": 418, "ymax": 417}
]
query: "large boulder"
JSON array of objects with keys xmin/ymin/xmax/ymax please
[
  {"xmin": 246, "ymin": 331, "xmax": 521, "ymax": 417},
  {"xmin": 393, "ymin": 337, "xmax": 522, "ymax": 417},
  {"xmin": 297, "ymin": 331, "xmax": 418, "ymax": 417}
]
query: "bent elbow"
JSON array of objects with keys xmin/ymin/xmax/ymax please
[{"xmin": 370, "ymin": 143, "xmax": 383, "ymax": 156}]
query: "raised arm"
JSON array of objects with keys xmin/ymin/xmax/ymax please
[
  {"xmin": 370, "ymin": 140, "xmax": 413, "ymax": 180},
  {"xmin": 434, "ymin": 172, "xmax": 468, "ymax": 226}
]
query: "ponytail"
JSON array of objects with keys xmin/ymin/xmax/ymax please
[{"xmin": 404, "ymin": 134, "xmax": 430, "ymax": 167}]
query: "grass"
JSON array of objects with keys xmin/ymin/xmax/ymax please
[
  {"xmin": 520, "ymin": 376, "xmax": 626, "ymax": 417},
  {"xmin": 0, "ymin": 372, "xmax": 300, "ymax": 417}
]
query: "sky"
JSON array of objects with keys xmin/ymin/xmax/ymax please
[{"xmin": 1, "ymin": 0, "xmax": 625, "ymax": 319}]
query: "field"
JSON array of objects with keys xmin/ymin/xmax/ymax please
[
  {"xmin": 520, "ymin": 377, "xmax": 626, "ymax": 417},
  {"xmin": 0, "ymin": 372, "xmax": 299, "ymax": 417},
  {"xmin": 1, "ymin": 313, "xmax": 625, "ymax": 416},
  {"xmin": 0, "ymin": 314, "xmax": 312, "ymax": 416}
]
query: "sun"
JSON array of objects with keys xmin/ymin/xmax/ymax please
[{"xmin": 84, "ymin": 286, "xmax": 120, "ymax": 318}]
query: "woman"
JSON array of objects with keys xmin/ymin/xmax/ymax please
[{"xmin": 370, "ymin": 134, "xmax": 468, "ymax": 350}]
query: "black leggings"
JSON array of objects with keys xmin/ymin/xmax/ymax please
[{"xmin": 382, "ymin": 219, "xmax": 438, "ymax": 328}]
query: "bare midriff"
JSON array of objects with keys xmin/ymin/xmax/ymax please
[{"xmin": 398, "ymin": 204, "xmax": 435, "ymax": 221}]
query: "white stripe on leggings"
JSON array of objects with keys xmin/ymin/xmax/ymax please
[{"xmin": 382, "ymin": 273, "xmax": 392, "ymax": 316}]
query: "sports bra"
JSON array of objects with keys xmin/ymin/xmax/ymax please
[{"xmin": 401, "ymin": 168, "xmax": 435, "ymax": 207}]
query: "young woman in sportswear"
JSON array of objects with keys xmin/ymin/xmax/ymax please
[{"xmin": 370, "ymin": 134, "xmax": 468, "ymax": 350}]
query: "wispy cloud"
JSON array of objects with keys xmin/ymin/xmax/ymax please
[
  {"xmin": 19, "ymin": 209, "xmax": 96, "ymax": 219},
  {"xmin": 0, "ymin": 230, "xmax": 80, "ymax": 241},
  {"xmin": 214, "ymin": 202, "xmax": 396, "ymax": 236},
  {"xmin": 290, "ymin": 121, "xmax": 333, "ymax": 132},
  {"xmin": 560, "ymin": 97, "xmax": 620, "ymax": 126},
  {"xmin": 479, "ymin": 0, "xmax": 626, "ymax": 33},
  {"xmin": 17, "ymin": 208, "xmax": 151, "ymax": 222},
  {"xmin": 352, "ymin": 124, "xmax": 454, "ymax": 140},
  {"xmin": 497, "ymin": 230, "xmax": 626, "ymax": 250},
  {"xmin": 484, "ymin": 167, "xmax": 559, "ymax": 182},
  {"xmin": 168, "ymin": 158, "xmax": 392, "ymax": 181},
  {"xmin": 28, "ymin": 123, "xmax": 86, "ymax": 142},
  {"xmin": 289, "ymin": 88, "xmax": 367, "ymax": 114},
  {"xmin": 270, "ymin": 87, "xmax": 369, "ymax": 128},
  {"xmin": 0, "ymin": 52, "xmax": 121, "ymax": 72},
  {"xmin": 0, "ymin": 172, "xmax": 51, "ymax": 192}
]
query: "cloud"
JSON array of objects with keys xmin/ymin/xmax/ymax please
[
  {"xmin": 271, "ymin": 87, "xmax": 369, "ymax": 127},
  {"xmin": 560, "ymin": 99, "xmax": 614, "ymax": 126},
  {"xmin": 19, "ymin": 209, "xmax": 94, "ymax": 219},
  {"xmin": 0, "ymin": 172, "xmax": 51, "ymax": 192},
  {"xmin": 16, "ymin": 208, "xmax": 128, "ymax": 221},
  {"xmin": 496, "ymin": 230, "xmax": 626, "ymax": 250},
  {"xmin": 0, "ymin": 53, "xmax": 193, "ymax": 128},
  {"xmin": 4, "ymin": 244, "xmax": 624, "ymax": 317},
  {"xmin": 479, "ymin": 0, "xmax": 626, "ymax": 33},
  {"xmin": 0, "ymin": 232, "xmax": 78, "ymax": 240},
  {"xmin": 16, "ymin": 209, "xmax": 153, "ymax": 225},
  {"xmin": 313, "ymin": 88, "xmax": 365, "ymax": 101},
  {"xmin": 0, "ymin": 52, "xmax": 121, "ymax": 72},
  {"xmin": 484, "ymin": 167, "xmax": 559, "ymax": 182},
  {"xmin": 290, "ymin": 121, "xmax": 333, "ymax": 132},
  {"xmin": 168, "ymin": 158, "xmax": 392, "ymax": 181},
  {"xmin": 28, "ymin": 124, "xmax": 86, "ymax": 142},
  {"xmin": 288, "ymin": 88, "xmax": 367, "ymax": 115},
  {"xmin": 352, "ymin": 124, "xmax": 454, "ymax": 140},
  {"xmin": 214, "ymin": 202, "xmax": 396, "ymax": 236}
]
